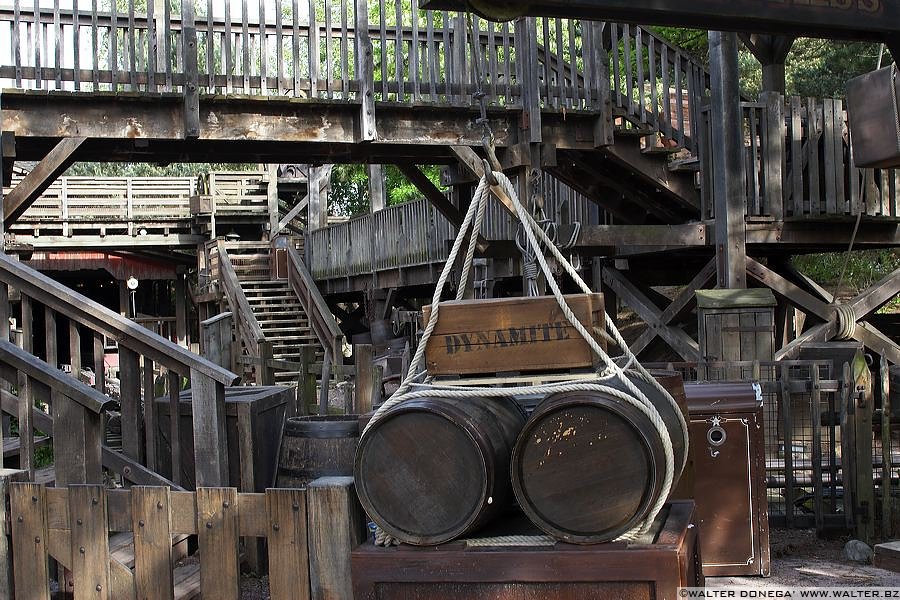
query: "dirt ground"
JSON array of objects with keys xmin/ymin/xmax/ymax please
[{"xmin": 708, "ymin": 528, "xmax": 900, "ymax": 588}]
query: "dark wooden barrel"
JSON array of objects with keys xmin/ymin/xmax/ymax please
[
  {"xmin": 276, "ymin": 416, "xmax": 360, "ymax": 488},
  {"xmin": 354, "ymin": 396, "xmax": 526, "ymax": 546},
  {"xmin": 511, "ymin": 372, "xmax": 688, "ymax": 544}
]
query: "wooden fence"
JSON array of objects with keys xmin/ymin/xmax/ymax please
[{"xmin": 5, "ymin": 478, "xmax": 365, "ymax": 600}]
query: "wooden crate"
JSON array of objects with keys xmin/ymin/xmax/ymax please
[
  {"xmin": 422, "ymin": 293, "xmax": 606, "ymax": 376},
  {"xmin": 154, "ymin": 386, "xmax": 291, "ymax": 492},
  {"xmin": 352, "ymin": 501, "xmax": 702, "ymax": 600},
  {"xmin": 697, "ymin": 289, "xmax": 775, "ymax": 380}
]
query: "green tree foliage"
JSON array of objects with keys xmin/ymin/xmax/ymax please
[
  {"xmin": 64, "ymin": 162, "xmax": 259, "ymax": 178},
  {"xmin": 328, "ymin": 164, "xmax": 446, "ymax": 218}
]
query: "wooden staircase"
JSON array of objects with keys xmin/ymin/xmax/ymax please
[{"xmin": 224, "ymin": 241, "xmax": 327, "ymax": 385}]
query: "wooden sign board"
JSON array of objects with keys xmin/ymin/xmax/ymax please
[
  {"xmin": 422, "ymin": 293, "xmax": 606, "ymax": 376},
  {"xmin": 420, "ymin": 0, "xmax": 900, "ymax": 42}
]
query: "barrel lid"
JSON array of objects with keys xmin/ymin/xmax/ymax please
[
  {"xmin": 284, "ymin": 415, "xmax": 359, "ymax": 438},
  {"xmin": 513, "ymin": 399, "xmax": 658, "ymax": 543},
  {"xmin": 355, "ymin": 408, "xmax": 488, "ymax": 545},
  {"xmin": 684, "ymin": 382, "xmax": 762, "ymax": 414}
]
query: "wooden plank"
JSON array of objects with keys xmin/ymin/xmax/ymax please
[
  {"xmin": 353, "ymin": 343, "xmax": 375, "ymax": 414},
  {"xmin": 69, "ymin": 485, "xmax": 112, "ymax": 600},
  {"xmin": 132, "ymin": 486, "xmax": 175, "ymax": 600},
  {"xmin": 0, "ymin": 470, "xmax": 28, "ymax": 598},
  {"xmin": 307, "ymin": 477, "xmax": 367, "ymax": 600},
  {"xmin": 3, "ymin": 137, "xmax": 86, "ymax": 227},
  {"xmin": 808, "ymin": 98, "xmax": 821, "ymax": 216},
  {"xmin": 882, "ymin": 355, "xmax": 892, "ymax": 538},
  {"xmin": 422, "ymin": 294, "xmax": 606, "ymax": 375},
  {"xmin": 143, "ymin": 357, "xmax": 158, "ymax": 472},
  {"xmin": 10, "ymin": 482, "xmax": 50, "ymax": 600},
  {"xmin": 790, "ymin": 96, "xmax": 804, "ymax": 217},
  {"xmin": 188, "ymin": 372, "xmax": 229, "ymax": 487},
  {"xmin": 93, "ymin": 332, "xmax": 105, "ymax": 395},
  {"xmin": 119, "ymin": 346, "xmax": 143, "ymax": 463},
  {"xmin": 197, "ymin": 487, "xmax": 240, "ymax": 600},
  {"xmin": 168, "ymin": 370, "xmax": 183, "ymax": 487},
  {"xmin": 181, "ymin": 0, "xmax": 199, "ymax": 137},
  {"xmin": 266, "ymin": 488, "xmax": 310, "ymax": 600},
  {"xmin": 16, "ymin": 373, "xmax": 35, "ymax": 480}
]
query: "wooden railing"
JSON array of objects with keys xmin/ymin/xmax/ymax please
[
  {"xmin": 286, "ymin": 244, "xmax": 343, "ymax": 362},
  {"xmin": 306, "ymin": 172, "xmax": 599, "ymax": 280},
  {"xmin": 699, "ymin": 94, "xmax": 900, "ymax": 221},
  {"xmin": 0, "ymin": 252, "xmax": 240, "ymax": 489},
  {"xmin": 214, "ymin": 240, "xmax": 273, "ymax": 385},
  {"xmin": 6, "ymin": 175, "xmax": 197, "ymax": 237},
  {"xmin": 5, "ymin": 478, "xmax": 365, "ymax": 600}
]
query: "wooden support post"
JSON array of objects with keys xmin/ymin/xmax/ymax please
[
  {"xmin": 354, "ymin": 344, "xmax": 375, "ymax": 414},
  {"xmin": 308, "ymin": 168, "xmax": 326, "ymax": 231},
  {"xmin": 307, "ymin": 477, "xmax": 367, "ymax": 600},
  {"xmin": 167, "ymin": 371, "xmax": 183, "ymax": 487},
  {"xmin": 1, "ymin": 131, "xmax": 15, "ymax": 189},
  {"xmin": 298, "ymin": 346, "xmax": 317, "ymax": 416},
  {"xmin": 197, "ymin": 487, "xmax": 240, "ymax": 600},
  {"xmin": 882, "ymin": 355, "xmax": 893, "ymax": 538},
  {"xmin": 175, "ymin": 273, "xmax": 188, "ymax": 348},
  {"xmin": 761, "ymin": 92, "xmax": 785, "ymax": 221},
  {"xmin": 143, "ymin": 356, "xmax": 158, "ymax": 472},
  {"xmin": 368, "ymin": 165, "xmax": 386, "ymax": 213},
  {"xmin": 17, "ymin": 373, "xmax": 34, "ymax": 480},
  {"xmin": 10, "ymin": 482, "xmax": 50, "ymax": 600},
  {"xmin": 259, "ymin": 340, "xmax": 274, "ymax": 387},
  {"xmin": 514, "ymin": 18, "xmax": 542, "ymax": 143},
  {"xmin": 189, "ymin": 371, "xmax": 229, "ymax": 487},
  {"xmin": 0, "ymin": 469, "xmax": 27, "ymax": 599},
  {"xmin": 119, "ymin": 280, "xmax": 130, "ymax": 318},
  {"xmin": 709, "ymin": 31, "xmax": 747, "ymax": 289},
  {"xmin": 119, "ymin": 346, "xmax": 143, "ymax": 464},
  {"xmin": 132, "ymin": 486, "xmax": 175, "ymax": 600},
  {"xmin": 53, "ymin": 390, "xmax": 103, "ymax": 486},
  {"xmin": 181, "ymin": 0, "xmax": 199, "ymax": 138},
  {"xmin": 201, "ymin": 312, "xmax": 234, "ymax": 371},
  {"xmin": 266, "ymin": 488, "xmax": 310, "ymax": 600},
  {"xmin": 591, "ymin": 22, "xmax": 614, "ymax": 147},
  {"xmin": 69, "ymin": 485, "xmax": 111, "ymax": 600},
  {"xmin": 3, "ymin": 137, "xmax": 85, "ymax": 228},
  {"xmin": 355, "ymin": 0, "xmax": 376, "ymax": 141},
  {"xmin": 739, "ymin": 34, "xmax": 794, "ymax": 95}
]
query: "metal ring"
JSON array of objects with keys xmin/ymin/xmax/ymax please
[{"xmin": 707, "ymin": 426, "xmax": 727, "ymax": 447}]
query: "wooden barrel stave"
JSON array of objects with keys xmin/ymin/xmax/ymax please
[{"xmin": 277, "ymin": 415, "xmax": 360, "ymax": 488}]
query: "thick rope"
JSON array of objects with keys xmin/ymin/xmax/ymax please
[
  {"xmin": 466, "ymin": 535, "xmax": 556, "ymax": 547},
  {"xmin": 363, "ymin": 170, "xmax": 688, "ymax": 544}
]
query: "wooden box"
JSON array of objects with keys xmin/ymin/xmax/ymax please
[
  {"xmin": 678, "ymin": 382, "xmax": 771, "ymax": 577},
  {"xmin": 847, "ymin": 65, "xmax": 900, "ymax": 169},
  {"xmin": 352, "ymin": 501, "xmax": 703, "ymax": 600},
  {"xmin": 422, "ymin": 293, "xmax": 606, "ymax": 375},
  {"xmin": 154, "ymin": 385, "xmax": 291, "ymax": 492},
  {"xmin": 697, "ymin": 289, "xmax": 775, "ymax": 379}
]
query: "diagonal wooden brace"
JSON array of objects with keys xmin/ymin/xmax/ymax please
[{"xmin": 3, "ymin": 136, "xmax": 85, "ymax": 229}]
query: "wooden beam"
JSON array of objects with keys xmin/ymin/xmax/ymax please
[
  {"xmin": 368, "ymin": 165, "xmax": 385, "ymax": 213},
  {"xmin": 3, "ymin": 136, "xmax": 85, "ymax": 227},
  {"xmin": 848, "ymin": 268, "xmax": 900, "ymax": 320},
  {"xmin": 745, "ymin": 258, "xmax": 831, "ymax": 321},
  {"xmin": 853, "ymin": 322, "xmax": 900, "ymax": 367},
  {"xmin": 775, "ymin": 321, "xmax": 839, "ymax": 361},
  {"xmin": 659, "ymin": 258, "xmax": 717, "ymax": 325},
  {"xmin": 422, "ymin": 0, "xmax": 900, "ymax": 42},
  {"xmin": 1, "ymin": 131, "xmax": 14, "ymax": 188},
  {"xmin": 448, "ymin": 146, "xmax": 518, "ymax": 217},
  {"xmin": 571, "ymin": 223, "xmax": 707, "ymax": 248}
]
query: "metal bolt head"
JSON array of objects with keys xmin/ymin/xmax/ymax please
[
  {"xmin": 292, "ymin": 503, "xmax": 300, "ymax": 512},
  {"xmin": 157, "ymin": 501, "xmax": 163, "ymax": 510},
  {"xmin": 16, "ymin": 516, "xmax": 22, "ymax": 523},
  {"xmin": 79, "ymin": 546, "xmax": 85, "ymax": 554},
  {"xmin": 31, "ymin": 496, "xmax": 37, "ymax": 503},
  {"xmin": 139, "ymin": 520, "xmax": 145, "ymax": 528},
  {"xmin": 222, "ymin": 500, "xmax": 230, "ymax": 509},
  {"xmin": 206, "ymin": 521, "xmax": 213, "ymax": 529},
  {"xmin": 91, "ymin": 498, "xmax": 98, "ymax": 506},
  {"xmin": 77, "ymin": 519, "xmax": 83, "ymax": 526},
  {"xmin": 96, "ymin": 584, "xmax": 102, "ymax": 592},
  {"xmin": 34, "ymin": 536, "xmax": 40, "ymax": 544},
  {"xmin": 273, "ymin": 524, "xmax": 280, "ymax": 532}
]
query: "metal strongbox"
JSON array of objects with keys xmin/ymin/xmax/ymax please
[{"xmin": 681, "ymin": 382, "xmax": 771, "ymax": 577}]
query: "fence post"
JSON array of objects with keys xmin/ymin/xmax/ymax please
[
  {"xmin": 307, "ymin": 477, "xmax": 367, "ymax": 600},
  {"xmin": 259, "ymin": 340, "xmax": 274, "ymax": 387},
  {"xmin": 189, "ymin": 371, "xmax": 229, "ymax": 487},
  {"xmin": 761, "ymin": 91, "xmax": 785, "ymax": 221},
  {"xmin": 354, "ymin": 344, "xmax": 376, "ymax": 414},
  {"xmin": 201, "ymin": 312, "xmax": 234, "ymax": 371},
  {"xmin": 181, "ymin": 0, "xmax": 200, "ymax": 138},
  {"xmin": 0, "ymin": 469, "xmax": 27, "ymax": 598},
  {"xmin": 355, "ymin": 0, "xmax": 377, "ymax": 141}
]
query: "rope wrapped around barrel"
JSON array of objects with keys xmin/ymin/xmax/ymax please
[{"xmin": 362, "ymin": 170, "xmax": 690, "ymax": 547}]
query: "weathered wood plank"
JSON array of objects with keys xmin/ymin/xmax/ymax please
[
  {"xmin": 307, "ymin": 477, "xmax": 367, "ymax": 600},
  {"xmin": 0, "ymin": 470, "xmax": 28, "ymax": 598},
  {"xmin": 132, "ymin": 486, "xmax": 175, "ymax": 600},
  {"xmin": 69, "ymin": 484, "xmax": 112, "ymax": 600},
  {"xmin": 266, "ymin": 488, "xmax": 310, "ymax": 600},
  {"xmin": 10, "ymin": 482, "xmax": 50, "ymax": 600},
  {"xmin": 197, "ymin": 487, "xmax": 240, "ymax": 600}
]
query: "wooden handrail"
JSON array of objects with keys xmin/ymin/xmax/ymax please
[
  {"xmin": 0, "ymin": 252, "xmax": 238, "ymax": 386},
  {"xmin": 286, "ymin": 245, "xmax": 343, "ymax": 361},
  {"xmin": 215, "ymin": 240, "xmax": 267, "ymax": 350},
  {"xmin": 0, "ymin": 340, "xmax": 112, "ymax": 414}
]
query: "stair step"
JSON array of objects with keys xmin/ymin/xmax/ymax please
[
  {"xmin": 669, "ymin": 157, "xmax": 701, "ymax": 173},
  {"xmin": 252, "ymin": 308, "xmax": 305, "ymax": 316},
  {"xmin": 641, "ymin": 144, "xmax": 683, "ymax": 156},
  {"xmin": 260, "ymin": 319, "xmax": 310, "ymax": 326},
  {"xmin": 246, "ymin": 294, "xmax": 297, "ymax": 301}
]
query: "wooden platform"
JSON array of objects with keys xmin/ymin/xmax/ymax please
[{"xmin": 352, "ymin": 501, "xmax": 703, "ymax": 600}]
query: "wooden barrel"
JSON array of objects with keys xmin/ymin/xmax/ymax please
[
  {"xmin": 276, "ymin": 416, "xmax": 360, "ymax": 488},
  {"xmin": 355, "ymin": 396, "xmax": 526, "ymax": 545},
  {"xmin": 511, "ymin": 372, "xmax": 688, "ymax": 544}
]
